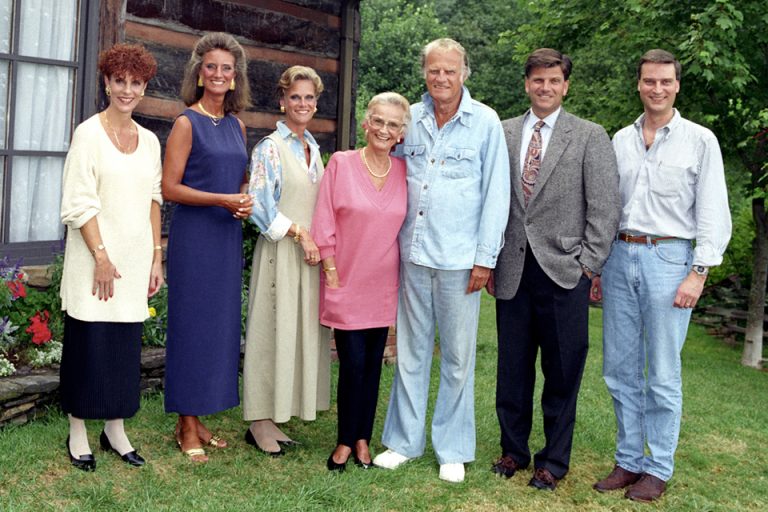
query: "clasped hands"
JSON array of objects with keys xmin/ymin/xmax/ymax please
[{"xmin": 228, "ymin": 193, "xmax": 253, "ymax": 220}]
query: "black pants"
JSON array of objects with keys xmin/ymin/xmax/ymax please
[
  {"xmin": 495, "ymin": 249, "xmax": 590, "ymax": 479},
  {"xmin": 334, "ymin": 327, "xmax": 389, "ymax": 447}
]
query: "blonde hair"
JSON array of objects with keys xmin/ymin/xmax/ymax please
[
  {"xmin": 180, "ymin": 32, "xmax": 252, "ymax": 113},
  {"xmin": 365, "ymin": 92, "xmax": 412, "ymax": 133},
  {"xmin": 421, "ymin": 38, "xmax": 471, "ymax": 80},
  {"xmin": 277, "ymin": 65, "xmax": 324, "ymax": 99}
]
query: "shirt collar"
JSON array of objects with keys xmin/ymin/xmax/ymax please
[
  {"xmin": 633, "ymin": 108, "xmax": 681, "ymax": 135},
  {"xmin": 524, "ymin": 107, "xmax": 562, "ymax": 130},
  {"xmin": 275, "ymin": 120, "xmax": 319, "ymax": 148},
  {"xmin": 420, "ymin": 86, "xmax": 474, "ymax": 128}
]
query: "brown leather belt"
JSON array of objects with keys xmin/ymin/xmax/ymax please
[{"xmin": 617, "ymin": 232, "xmax": 680, "ymax": 245}]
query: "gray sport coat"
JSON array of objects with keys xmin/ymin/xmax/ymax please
[{"xmin": 493, "ymin": 109, "xmax": 620, "ymax": 300}]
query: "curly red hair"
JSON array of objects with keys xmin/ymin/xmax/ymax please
[{"xmin": 98, "ymin": 43, "xmax": 157, "ymax": 82}]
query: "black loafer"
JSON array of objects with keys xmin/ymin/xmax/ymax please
[
  {"xmin": 327, "ymin": 453, "xmax": 347, "ymax": 472},
  {"xmin": 99, "ymin": 430, "xmax": 146, "ymax": 467},
  {"xmin": 66, "ymin": 436, "xmax": 96, "ymax": 472},
  {"xmin": 244, "ymin": 428, "xmax": 283, "ymax": 457}
]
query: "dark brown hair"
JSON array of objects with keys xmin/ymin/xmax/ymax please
[
  {"xmin": 637, "ymin": 49, "xmax": 681, "ymax": 80},
  {"xmin": 524, "ymin": 48, "xmax": 572, "ymax": 80}
]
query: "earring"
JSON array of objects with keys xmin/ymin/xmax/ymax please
[
  {"xmin": 105, "ymin": 85, "xmax": 111, "ymax": 97},
  {"xmin": 140, "ymin": 89, "xmax": 145, "ymax": 97},
  {"xmin": 230, "ymin": 79, "xmax": 236, "ymax": 91},
  {"xmin": 313, "ymin": 107, "xmax": 318, "ymax": 113},
  {"xmin": 280, "ymin": 105, "xmax": 285, "ymax": 113},
  {"xmin": 197, "ymin": 76, "xmax": 203, "ymax": 87}
]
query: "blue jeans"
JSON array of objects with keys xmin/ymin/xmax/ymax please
[
  {"xmin": 381, "ymin": 261, "xmax": 480, "ymax": 464},
  {"xmin": 601, "ymin": 239, "xmax": 693, "ymax": 481}
]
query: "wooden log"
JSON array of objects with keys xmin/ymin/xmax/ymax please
[{"xmin": 126, "ymin": 0, "xmax": 341, "ymax": 57}]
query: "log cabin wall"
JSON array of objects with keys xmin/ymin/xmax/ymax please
[{"xmin": 98, "ymin": 0, "xmax": 361, "ymax": 155}]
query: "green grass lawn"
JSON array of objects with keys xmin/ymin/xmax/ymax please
[{"xmin": 1, "ymin": 294, "xmax": 766, "ymax": 511}]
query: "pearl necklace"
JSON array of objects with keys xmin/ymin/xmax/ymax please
[
  {"xmin": 101, "ymin": 111, "xmax": 136, "ymax": 153},
  {"xmin": 360, "ymin": 148, "xmax": 391, "ymax": 178},
  {"xmin": 197, "ymin": 102, "xmax": 223, "ymax": 126}
]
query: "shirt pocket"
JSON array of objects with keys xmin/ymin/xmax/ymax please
[
  {"xmin": 441, "ymin": 147, "xmax": 477, "ymax": 179},
  {"xmin": 650, "ymin": 164, "xmax": 694, "ymax": 198},
  {"xmin": 403, "ymin": 144, "xmax": 426, "ymax": 159}
]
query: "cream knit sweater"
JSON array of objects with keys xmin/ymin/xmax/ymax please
[{"xmin": 59, "ymin": 114, "xmax": 162, "ymax": 322}]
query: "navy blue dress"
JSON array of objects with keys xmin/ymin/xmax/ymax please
[{"xmin": 164, "ymin": 110, "xmax": 247, "ymax": 415}]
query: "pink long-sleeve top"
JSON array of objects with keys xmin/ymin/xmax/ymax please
[{"xmin": 311, "ymin": 150, "xmax": 407, "ymax": 330}]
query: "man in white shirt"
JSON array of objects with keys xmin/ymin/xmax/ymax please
[{"xmin": 593, "ymin": 49, "xmax": 731, "ymax": 503}]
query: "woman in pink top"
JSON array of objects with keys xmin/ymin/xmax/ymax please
[{"xmin": 312, "ymin": 92, "xmax": 410, "ymax": 471}]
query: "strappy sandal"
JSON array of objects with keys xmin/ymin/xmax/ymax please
[
  {"xmin": 175, "ymin": 430, "xmax": 207, "ymax": 462},
  {"xmin": 205, "ymin": 434, "xmax": 227, "ymax": 449}
]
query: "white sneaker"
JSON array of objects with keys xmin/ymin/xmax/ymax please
[
  {"xmin": 439, "ymin": 463, "xmax": 465, "ymax": 483},
  {"xmin": 372, "ymin": 449, "xmax": 411, "ymax": 470}
]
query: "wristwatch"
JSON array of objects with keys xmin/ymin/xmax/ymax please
[{"xmin": 692, "ymin": 265, "xmax": 709, "ymax": 276}]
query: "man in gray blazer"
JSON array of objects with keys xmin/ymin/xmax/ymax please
[{"xmin": 489, "ymin": 48, "xmax": 620, "ymax": 490}]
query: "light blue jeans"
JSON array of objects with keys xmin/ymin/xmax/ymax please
[
  {"xmin": 381, "ymin": 261, "xmax": 480, "ymax": 464},
  {"xmin": 601, "ymin": 239, "xmax": 693, "ymax": 481}
]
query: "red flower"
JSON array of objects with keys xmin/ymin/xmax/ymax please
[
  {"xmin": 26, "ymin": 310, "xmax": 52, "ymax": 345},
  {"xmin": 7, "ymin": 280, "xmax": 26, "ymax": 299}
]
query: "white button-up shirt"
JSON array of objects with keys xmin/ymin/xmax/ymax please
[
  {"xmin": 518, "ymin": 108, "xmax": 561, "ymax": 175},
  {"xmin": 612, "ymin": 110, "xmax": 731, "ymax": 267}
]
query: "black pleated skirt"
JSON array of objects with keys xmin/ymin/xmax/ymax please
[{"xmin": 59, "ymin": 314, "xmax": 142, "ymax": 419}]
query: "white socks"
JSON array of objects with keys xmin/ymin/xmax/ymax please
[
  {"xmin": 104, "ymin": 418, "xmax": 134, "ymax": 455},
  {"xmin": 67, "ymin": 415, "xmax": 91, "ymax": 458}
]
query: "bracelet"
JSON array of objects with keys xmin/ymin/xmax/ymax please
[
  {"xmin": 293, "ymin": 224, "xmax": 302, "ymax": 243},
  {"xmin": 91, "ymin": 243, "xmax": 105, "ymax": 256},
  {"xmin": 322, "ymin": 267, "xmax": 336, "ymax": 273},
  {"xmin": 154, "ymin": 245, "xmax": 163, "ymax": 251}
]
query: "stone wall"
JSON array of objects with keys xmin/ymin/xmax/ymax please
[{"xmin": 1, "ymin": 330, "xmax": 398, "ymax": 429}]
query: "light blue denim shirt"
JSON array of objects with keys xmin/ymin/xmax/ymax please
[
  {"xmin": 612, "ymin": 110, "xmax": 731, "ymax": 267},
  {"xmin": 397, "ymin": 87, "xmax": 510, "ymax": 270},
  {"xmin": 248, "ymin": 121, "xmax": 321, "ymax": 241}
]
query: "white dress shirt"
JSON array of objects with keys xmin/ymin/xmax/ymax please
[
  {"xmin": 518, "ymin": 107, "xmax": 561, "ymax": 175},
  {"xmin": 612, "ymin": 109, "xmax": 731, "ymax": 267}
]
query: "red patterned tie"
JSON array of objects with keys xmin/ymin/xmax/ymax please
[{"xmin": 522, "ymin": 120, "xmax": 545, "ymax": 206}]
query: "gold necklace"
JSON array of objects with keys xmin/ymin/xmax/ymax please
[
  {"xmin": 360, "ymin": 148, "xmax": 391, "ymax": 178},
  {"xmin": 102, "ymin": 111, "xmax": 135, "ymax": 153},
  {"xmin": 197, "ymin": 102, "xmax": 223, "ymax": 126}
]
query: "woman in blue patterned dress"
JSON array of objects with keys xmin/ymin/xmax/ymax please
[{"xmin": 162, "ymin": 32, "xmax": 252, "ymax": 462}]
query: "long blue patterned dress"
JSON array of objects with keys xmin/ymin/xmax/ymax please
[{"xmin": 164, "ymin": 109, "xmax": 247, "ymax": 415}]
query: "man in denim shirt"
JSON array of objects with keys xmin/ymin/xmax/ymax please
[
  {"xmin": 373, "ymin": 38, "xmax": 510, "ymax": 483},
  {"xmin": 593, "ymin": 49, "xmax": 731, "ymax": 503}
]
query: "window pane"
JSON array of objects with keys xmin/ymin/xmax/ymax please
[
  {"xmin": 13, "ymin": 62, "xmax": 74, "ymax": 151},
  {"xmin": 9, "ymin": 156, "xmax": 64, "ymax": 242},
  {"xmin": 18, "ymin": 0, "xmax": 78, "ymax": 60},
  {"xmin": 0, "ymin": 0, "xmax": 10, "ymax": 53},
  {"xmin": 0, "ymin": 59, "xmax": 7, "ymax": 149}
]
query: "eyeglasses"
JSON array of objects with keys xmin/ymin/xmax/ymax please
[{"xmin": 368, "ymin": 115, "xmax": 404, "ymax": 133}]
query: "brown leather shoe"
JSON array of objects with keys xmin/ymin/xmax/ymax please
[
  {"xmin": 593, "ymin": 465, "xmax": 642, "ymax": 492},
  {"xmin": 625, "ymin": 474, "xmax": 667, "ymax": 502},
  {"xmin": 528, "ymin": 467, "xmax": 559, "ymax": 490},
  {"xmin": 491, "ymin": 455, "xmax": 522, "ymax": 478}
]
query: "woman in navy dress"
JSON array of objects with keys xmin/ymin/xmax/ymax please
[{"xmin": 162, "ymin": 32, "xmax": 252, "ymax": 462}]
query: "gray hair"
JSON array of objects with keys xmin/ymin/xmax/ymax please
[
  {"xmin": 420, "ymin": 38, "xmax": 471, "ymax": 80},
  {"xmin": 365, "ymin": 92, "xmax": 412, "ymax": 132}
]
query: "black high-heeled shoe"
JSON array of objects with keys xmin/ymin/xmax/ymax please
[
  {"xmin": 99, "ymin": 430, "xmax": 146, "ymax": 467},
  {"xmin": 354, "ymin": 455, "xmax": 373, "ymax": 469},
  {"xmin": 326, "ymin": 453, "xmax": 347, "ymax": 472},
  {"xmin": 244, "ymin": 428, "xmax": 283, "ymax": 457},
  {"xmin": 66, "ymin": 436, "xmax": 96, "ymax": 472}
]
